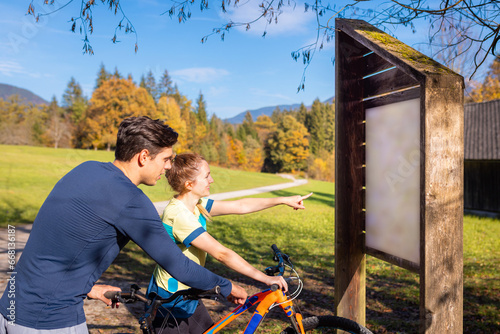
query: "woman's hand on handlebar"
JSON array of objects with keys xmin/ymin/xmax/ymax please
[
  {"xmin": 88, "ymin": 284, "xmax": 122, "ymax": 308},
  {"xmin": 227, "ymin": 283, "xmax": 247, "ymax": 305},
  {"xmin": 264, "ymin": 275, "xmax": 288, "ymax": 292}
]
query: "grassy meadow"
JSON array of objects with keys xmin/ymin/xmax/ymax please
[
  {"xmin": 0, "ymin": 145, "xmax": 288, "ymax": 227},
  {"xmin": 1, "ymin": 145, "xmax": 499, "ymax": 333}
]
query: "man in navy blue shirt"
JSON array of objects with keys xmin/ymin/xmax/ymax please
[{"xmin": 0, "ymin": 116, "xmax": 247, "ymax": 333}]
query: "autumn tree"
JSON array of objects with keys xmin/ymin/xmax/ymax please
[
  {"xmin": 254, "ymin": 115, "xmax": 277, "ymax": 144},
  {"xmin": 157, "ymin": 95, "xmax": 187, "ymax": 152},
  {"xmin": 43, "ymin": 97, "xmax": 71, "ymax": 149},
  {"xmin": 226, "ymin": 137, "xmax": 247, "ymax": 168},
  {"xmin": 467, "ymin": 56, "xmax": 500, "ymax": 102},
  {"xmin": 83, "ymin": 78, "xmax": 157, "ymax": 150},
  {"xmin": 263, "ymin": 115, "xmax": 310, "ymax": 173},
  {"xmin": 0, "ymin": 96, "xmax": 44, "ymax": 145},
  {"xmin": 244, "ymin": 136, "xmax": 264, "ymax": 171}
]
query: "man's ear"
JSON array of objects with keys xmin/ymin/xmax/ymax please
[{"xmin": 138, "ymin": 149, "xmax": 150, "ymax": 167}]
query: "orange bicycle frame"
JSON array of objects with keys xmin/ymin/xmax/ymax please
[{"xmin": 204, "ymin": 288, "xmax": 305, "ymax": 334}]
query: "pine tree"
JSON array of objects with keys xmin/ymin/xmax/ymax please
[
  {"xmin": 140, "ymin": 70, "xmax": 158, "ymax": 101},
  {"xmin": 95, "ymin": 63, "xmax": 111, "ymax": 89},
  {"xmin": 308, "ymin": 99, "xmax": 325, "ymax": 155},
  {"xmin": 158, "ymin": 69, "xmax": 174, "ymax": 97},
  {"xmin": 112, "ymin": 67, "xmax": 122, "ymax": 79},
  {"xmin": 62, "ymin": 77, "xmax": 87, "ymax": 124},
  {"xmin": 238, "ymin": 111, "xmax": 258, "ymax": 142},
  {"xmin": 195, "ymin": 92, "xmax": 208, "ymax": 126}
]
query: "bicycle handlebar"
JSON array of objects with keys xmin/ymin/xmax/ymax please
[
  {"xmin": 265, "ymin": 244, "xmax": 293, "ymax": 276},
  {"xmin": 106, "ymin": 245, "xmax": 288, "ymax": 305},
  {"xmin": 104, "ymin": 285, "xmax": 221, "ymax": 305}
]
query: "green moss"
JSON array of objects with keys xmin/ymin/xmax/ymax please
[{"xmin": 359, "ymin": 28, "xmax": 456, "ymax": 75}]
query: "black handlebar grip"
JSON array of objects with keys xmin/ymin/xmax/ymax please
[
  {"xmin": 104, "ymin": 291, "xmax": 120, "ymax": 300},
  {"xmin": 204, "ymin": 286, "xmax": 221, "ymax": 295},
  {"xmin": 270, "ymin": 284, "xmax": 279, "ymax": 291},
  {"xmin": 271, "ymin": 244, "xmax": 279, "ymax": 253}
]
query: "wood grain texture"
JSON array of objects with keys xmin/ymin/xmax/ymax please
[
  {"xmin": 334, "ymin": 28, "xmax": 367, "ymax": 326},
  {"xmin": 335, "ymin": 18, "xmax": 464, "ymax": 333}
]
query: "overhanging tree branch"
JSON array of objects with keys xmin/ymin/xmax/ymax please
[{"xmin": 28, "ymin": 0, "xmax": 500, "ymax": 85}]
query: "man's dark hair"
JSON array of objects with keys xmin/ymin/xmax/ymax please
[{"xmin": 115, "ymin": 116, "xmax": 178, "ymax": 161}]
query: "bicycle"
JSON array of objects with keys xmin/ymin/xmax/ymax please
[{"xmin": 105, "ymin": 244, "xmax": 373, "ymax": 334}]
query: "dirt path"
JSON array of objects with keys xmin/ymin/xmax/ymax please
[{"xmin": 0, "ymin": 175, "xmax": 308, "ymax": 333}]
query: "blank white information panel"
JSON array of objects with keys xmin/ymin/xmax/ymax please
[{"xmin": 365, "ymin": 98, "xmax": 420, "ymax": 264}]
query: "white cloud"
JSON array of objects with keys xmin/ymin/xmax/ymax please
[
  {"xmin": 0, "ymin": 60, "xmax": 44, "ymax": 78},
  {"xmin": 0, "ymin": 60, "xmax": 26, "ymax": 76},
  {"xmin": 171, "ymin": 67, "xmax": 230, "ymax": 83},
  {"xmin": 220, "ymin": 0, "xmax": 315, "ymax": 36}
]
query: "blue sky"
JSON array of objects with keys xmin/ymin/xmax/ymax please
[{"xmin": 0, "ymin": 1, "xmax": 490, "ymax": 120}]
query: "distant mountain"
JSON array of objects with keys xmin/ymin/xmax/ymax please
[
  {"xmin": 0, "ymin": 83, "xmax": 48, "ymax": 105},
  {"xmin": 224, "ymin": 97, "xmax": 334, "ymax": 124}
]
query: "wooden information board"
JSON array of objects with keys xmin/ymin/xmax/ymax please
[{"xmin": 334, "ymin": 18, "xmax": 464, "ymax": 333}]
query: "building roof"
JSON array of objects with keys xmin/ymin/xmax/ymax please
[{"xmin": 464, "ymin": 99, "xmax": 500, "ymax": 160}]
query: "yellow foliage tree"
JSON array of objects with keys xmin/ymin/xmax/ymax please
[
  {"xmin": 244, "ymin": 136, "xmax": 264, "ymax": 171},
  {"xmin": 467, "ymin": 56, "xmax": 500, "ymax": 102},
  {"xmin": 254, "ymin": 115, "xmax": 276, "ymax": 144},
  {"xmin": 157, "ymin": 96, "xmax": 187, "ymax": 152},
  {"xmin": 265, "ymin": 115, "xmax": 309, "ymax": 173},
  {"xmin": 227, "ymin": 137, "xmax": 247, "ymax": 168},
  {"xmin": 307, "ymin": 149, "xmax": 335, "ymax": 182},
  {"xmin": 83, "ymin": 78, "xmax": 157, "ymax": 150}
]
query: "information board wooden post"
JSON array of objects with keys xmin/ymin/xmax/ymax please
[
  {"xmin": 334, "ymin": 28, "xmax": 367, "ymax": 325},
  {"xmin": 334, "ymin": 18, "xmax": 464, "ymax": 333}
]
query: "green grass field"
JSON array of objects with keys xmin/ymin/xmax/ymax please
[
  {"xmin": 1, "ymin": 145, "xmax": 498, "ymax": 333},
  {"xmin": 0, "ymin": 145, "xmax": 288, "ymax": 226}
]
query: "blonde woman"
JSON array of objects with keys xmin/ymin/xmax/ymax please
[{"xmin": 147, "ymin": 153, "xmax": 312, "ymax": 333}]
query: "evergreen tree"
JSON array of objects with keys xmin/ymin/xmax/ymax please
[
  {"xmin": 308, "ymin": 99, "xmax": 326, "ymax": 155},
  {"xmin": 296, "ymin": 103, "xmax": 308, "ymax": 126},
  {"xmin": 195, "ymin": 92, "xmax": 208, "ymax": 126},
  {"xmin": 112, "ymin": 67, "xmax": 122, "ymax": 79},
  {"xmin": 271, "ymin": 106, "xmax": 283, "ymax": 124},
  {"xmin": 95, "ymin": 63, "xmax": 111, "ymax": 89},
  {"xmin": 62, "ymin": 77, "xmax": 87, "ymax": 124},
  {"xmin": 140, "ymin": 70, "xmax": 158, "ymax": 101},
  {"xmin": 158, "ymin": 69, "xmax": 174, "ymax": 97},
  {"xmin": 236, "ymin": 124, "xmax": 247, "ymax": 142},
  {"xmin": 324, "ymin": 102, "xmax": 335, "ymax": 153},
  {"xmin": 243, "ymin": 111, "xmax": 258, "ymax": 139}
]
